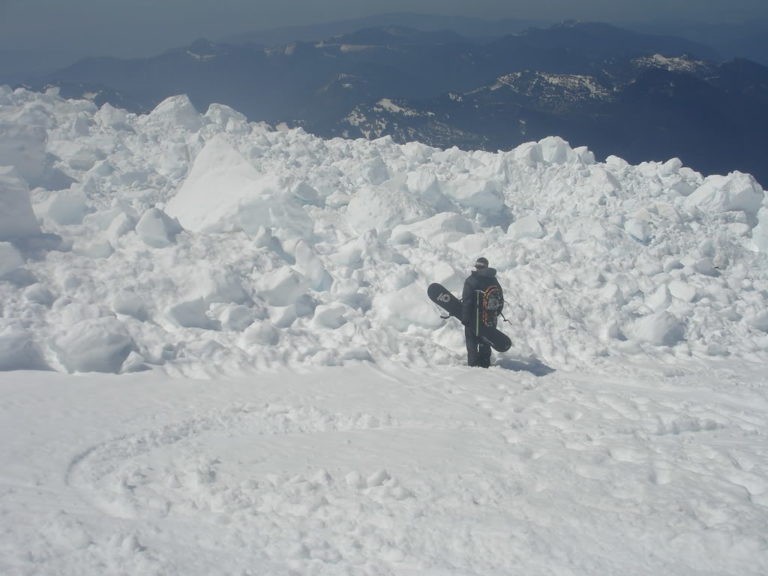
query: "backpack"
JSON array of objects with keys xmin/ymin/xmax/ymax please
[{"xmin": 478, "ymin": 284, "xmax": 503, "ymax": 327}]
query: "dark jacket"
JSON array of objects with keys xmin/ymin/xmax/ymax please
[{"xmin": 462, "ymin": 267, "xmax": 502, "ymax": 327}]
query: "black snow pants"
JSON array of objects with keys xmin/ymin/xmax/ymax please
[{"xmin": 465, "ymin": 325, "xmax": 491, "ymax": 368}]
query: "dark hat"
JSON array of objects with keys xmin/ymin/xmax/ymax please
[{"xmin": 475, "ymin": 257, "xmax": 489, "ymax": 269}]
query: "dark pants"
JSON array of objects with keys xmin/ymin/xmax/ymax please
[{"xmin": 465, "ymin": 325, "xmax": 491, "ymax": 367}]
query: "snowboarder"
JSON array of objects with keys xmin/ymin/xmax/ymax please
[{"xmin": 462, "ymin": 257, "xmax": 504, "ymax": 367}]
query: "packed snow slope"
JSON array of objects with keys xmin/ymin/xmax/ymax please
[
  {"xmin": 1, "ymin": 87, "xmax": 767, "ymax": 375},
  {"xmin": 1, "ymin": 364, "xmax": 767, "ymax": 576}
]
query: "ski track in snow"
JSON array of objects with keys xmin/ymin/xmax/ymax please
[{"xmin": 0, "ymin": 364, "xmax": 758, "ymax": 576}]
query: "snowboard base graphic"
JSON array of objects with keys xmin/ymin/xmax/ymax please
[{"xmin": 427, "ymin": 283, "xmax": 512, "ymax": 352}]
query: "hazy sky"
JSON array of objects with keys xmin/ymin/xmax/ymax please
[{"xmin": 1, "ymin": 0, "xmax": 766, "ymax": 58}]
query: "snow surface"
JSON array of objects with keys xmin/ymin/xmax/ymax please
[{"xmin": 0, "ymin": 86, "xmax": 767, "ymax": 574}]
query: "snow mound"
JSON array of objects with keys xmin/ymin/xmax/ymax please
[
  {"xmin": 347, "ymin": 180, "xmax": 434, "ymax": 233},
  {"xmin": 0, "ymin": 326, "xmax": 48, "ymax": 370},
  {"xmin": 0, "ymin": 88, "xmax": 766, "ymax": 374},
  {"xmin": 166, "ymin": 135, "xmax": 311, "ymax": 237},
  {"xmin": 52, "ymin": 317, "xmax": 135, "ymax": 373},
  {"xmin": 144, "ymin": 95, "xmax": 203, "ymax": 132},
  {"xmin": 135, "ymin": 208, "xmax": 182, "ymax": 248},
  {"xmin": 684, "ymin": 172, "xmax": 764, "ymax": 216},
  {"xmin": 508, "ymin": 214, "xmax": 545, "ymax": 240},
  {"xmin": 630, "ymin": 312, "xmax": 686, "ymax": 347}
]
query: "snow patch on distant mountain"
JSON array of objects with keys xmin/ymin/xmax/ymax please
[
  {"xmin": 491, "ymin": 72, "xmax": 612, "ymax": 102},
  {"xmin": 375, "ymin": 98, "xmax": 433, "ymax": 117},
  {"xmin": 633, "ymin": 54, "xmax": 711, "ymax": 74}
]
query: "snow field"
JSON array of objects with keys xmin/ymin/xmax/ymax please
[
  {"xmin": 0, "ymin": 87, "xmax": 767, "ymax": 374},
  {"xmin": 1, "ymin": 364, "xmax": 766, "ymax": 575}
]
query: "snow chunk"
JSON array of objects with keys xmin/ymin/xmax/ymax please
[
  {"xmin": 442, "ymin": 177, "xmax": 505, "ymax": 214},
  {"xmin": 588, "ymin": 165, "xmax": 622, "ymax": 195},
  {"xmin": 375, "ymin": 283, "xmax": 443, "ymax": 331},
  {"xmin": 748, "ymin": 312, "xmax": 768, "ymax": 333},
  {"xmin": 693, "ymin": 258, "xmax": 719, "ymax": 277},
  {"xmin": 216, "ymin": 304, "xmax": 258, "ymax": 332},
  {"xmin": 0, "ymin": 167, "xmax": 42, "ymax": 240},
  {"xmin": 73, "ymin": 237, "xmax": 113, "ymax": 259},
  {"xmin": 95, "ymin": 103, "xmax": 132, "ymax": 130},
  {"xmin": 538, "ymin": 136, "xmax": 593, "ymax": 165},
  {"xmin": 294, "ymin": 240, "xmax": 333, "ymax": 292},
  {"xmin": 179, "ymin": 266, "xmax": 249, "ymax": 306},
  {"xmin": 68, "ymin": 146, "xmax": 105, "ymax": 171},
  {"xmin": 669, "ymin": 280, "xmax": 697, "ymax": 303},
  {"xmin": 392, "ymin": 212, "xmax": 474, "ymax": 244},
  {"xmin": 624, "ymin": 218, "xmax": 651, "ymax": 244},
  {"xmin": 23, "ymin": 284, "xmax": 55, "ymax": 306},
  {"xmin": 241, "ymin": 320, "xmax": 279, "ymax": 346},
  {"xmin": 135, "ymin": 208, "xmax": 182, "ymax": 248},
  {"xmin": 312, "ymin": 303, "xmax": 349, "ymax": 329},
  {"xmin": 645, "ymin": 285, "xmax": 670, "ymax": 311},
  {"xmin": 112, "ymin": 290, "xmax": 148, "ymax": 320},
  {"xmin": 52, "ymin": 317, "xmax": 135, "ymax": 373},
  {"xmin": 660, "ymin": 157, "xmax": 683, "ymax": 176},
  {"xmin": 508, "ymin": 214, "xmax": 545, "ymax": 240},
  {"xmin": 166, "ymin": 135, "xmax": 311, "ymax": 236},
  {"xmin": 347, "ymin": 181, "xmax": 432, "ymax": 233},
  {"xmin": 512, "ymin": 142, "xmax": 544, "ymax": 165},
  {"xmin": 345, "ymin": 471, "xmax": 366, "ymax": 489},
  {"xmin": 684, "ymin": 172, "xmax": 764, "ymax": 216},
  {"xmin": 45, "ymin": 186, "xmax": 88, "ymax": 226},
  {"xmin": 107, "ymin": 212, "xmax": 136, "ymax": 243},
  {"xmin": 541, "ymin": 137, "xmax": 572, "ymax": 163},
  {"xmin": 751, "ymin": 206, "xmax": 768, "ymax": 253},
  {"xmin": 0, "ymin": 124, "xmax": 47, "ymax": 185},
  {"xmin": 366, "ymin": 469, "xmax": 391, "ymax": 487},
  {"xmin": 0, "ymin": 242, "xmax": 24, "ymax": 277},
  {"xmin": 167, "ymin": 299, "xmax": 217, "ymax": 330},
  {"xmin": 630, "ymin": 312, "xmax": 685, "ymax": 347},
  {"xmin": 146, "ymin": 95, "xmax": 202, "ymax": 132},
  {"xmin": 0, "ymin": 327, "xmax": 48, "ymax": 370},
  {"xmin": 258, "ymin": 268, "xmax": 308, "ymax": 307},
  {"xmin": 204, "ymin": 103, "xmax": 248, "ymax": 132}
]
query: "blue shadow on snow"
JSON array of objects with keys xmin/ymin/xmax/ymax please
[{"xmin": 495, "ymin": 356, "xmax": 555, "ymax": 377}]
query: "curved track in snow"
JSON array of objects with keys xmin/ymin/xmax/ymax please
[{"xmin": 0, "ymin": 363, "xmax": 758, "ymax": 575}]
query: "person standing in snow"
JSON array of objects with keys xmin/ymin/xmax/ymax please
[{"xmin": 462, "ymin": 257, "xmax": 504, "ymax": 367}]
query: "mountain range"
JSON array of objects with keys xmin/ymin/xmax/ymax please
[{"xmin": 14, "ymin": 20, "xmax": 768, "ymax": 186}]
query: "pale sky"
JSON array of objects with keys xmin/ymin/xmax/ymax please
[{"xmin": 1, "ymin": 0, "xmax": 766, "ymax": 59}]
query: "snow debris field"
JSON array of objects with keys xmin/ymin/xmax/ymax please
[{"xmin": 0, "ymin": 86, "xmax": 767, "ymax": 575}]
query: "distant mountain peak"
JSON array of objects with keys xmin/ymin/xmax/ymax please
[
  {"xmin": 25, "ymin": 18, "xmax": 768, "ymax": 186},
  {"xmin": 326, "ymin": 25, "xmax": 468, "ymax": 48},
  {"xmin": 186, "ymin": 39, "xmax": 219, "ymax": 60},
  {"xmin": 373, "ymin": 97, "xmax": 432, "ymax": 117},
  {"xmin": 490, "ymin": 71, "xmax": 612, "ymax": 102},
  {"xmin": 633, "ymin": 54, "xmax": 711, "ymax": 74}
]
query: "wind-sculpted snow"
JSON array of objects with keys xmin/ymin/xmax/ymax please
[{"xmin": 0, "ymin": 87, "xmax": 767, "ymax": 374}]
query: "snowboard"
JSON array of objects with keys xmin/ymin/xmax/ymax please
[{"xmin": 427, "ymin": 283, "xmax": 512, "ymax": 352}]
